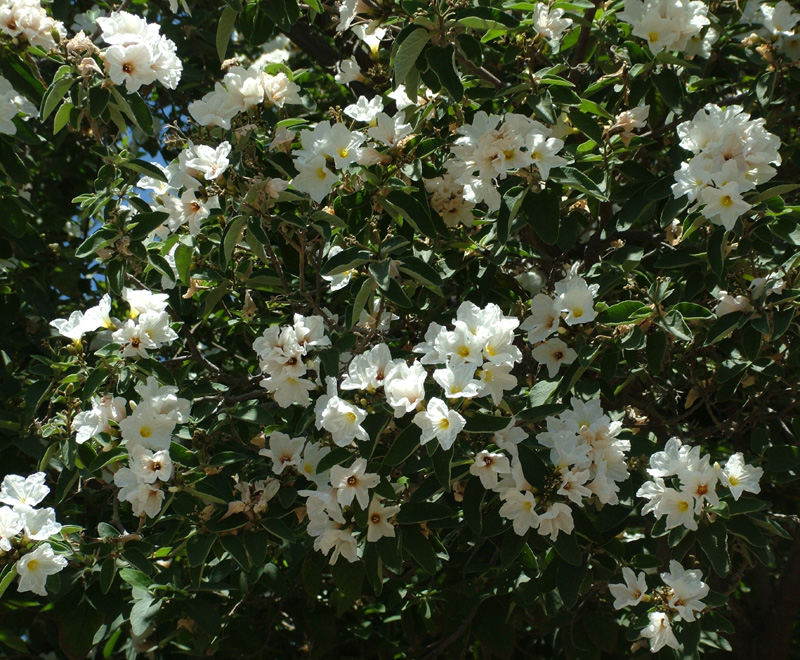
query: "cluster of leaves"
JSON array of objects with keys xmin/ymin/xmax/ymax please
[{"xmin": 0, "ymin": 0, "xmax": 799, "ymax": 659}]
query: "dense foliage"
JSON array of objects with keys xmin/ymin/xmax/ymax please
[{"xmin": 1, "ymin": 0, "xmax": 799, "ymax": 658}]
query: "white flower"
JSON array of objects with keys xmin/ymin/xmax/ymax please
[
  {"xmin": 640, "ymin": 612, "xmax": 679, "ymax": 653},
  {"xmin": 260, "ymin": 372, "xmax": 316, "ymax": 408},
  {"xmin": 656, "ymin": 487, "xmax": 698, "ymax": 531},
  {"xmin": 185, "ymin": 142, "xmax": 232, "ymax": 180},
  {"xmin": 557, "ymin": 467, "xmax": 592, "ymax": 505},
  {"xmin": 22, "ymin": 507, "xmax": 62, "ymax": 541},
  {"xmin": 537, "ymin": 501, "xmax": 574, "ymax": 541},
  {"xmin": 105, "ymin": 43, "xmax": 158, "ymax": 93},
  {"xmin": 134, "ymin": 376, "xmax": 191, "ymax": 423},
  {"xmin": 368, "ymin": 112, "xmax": 412, "ymax": 147},
  {"xmin": 0, "ymin": 472, "xmax": 49, "ymax": 510},
  {"xmin": 366, "ymin": 496, "xmax": 400, "ymax": 542},
  {"xmin": 315, "ymin": 381, "xmax": 369, "ymax": 447},
  {"xmin": 476, "ymin": 362, "xmax": 517, "ymax": 405},
  {"xmin": 344, "ymin": 95, "xmax": 384, "ymax": 123},
  {"xmin": 719, "ymin": 452, "xmax": 763, "ymax": 500},
  {"xmin": 118, "ymin": 402, "xmax": 175, "ymax": 451},
  {"xmin": 335, "ymin": 56, "xmax": 363, "ymax": 84},
  {"xmin": 16, "ymin": 543, "xmax": 68, "ymax": 596},
  {"xmin": 498, "ymin": 490, "xmax": 539, "ymax": 536},
  {"xmin": 329, "ymin": 458, "xmax": 380, "ymax": 509},
  {"xmin": 259, "ymin": 432, "xmax": 305, "ymax": 475},
  {"xmin": 661, "ymin": 560, "xmax": 708, "ymax": 622},
  {"xmin": 292, "ymin": 155, "xmax": 339, "ymax": 203},
  {"xmin": 129, "ymin": 445, "xmax": 173, "ymax": 483},
  {"xmin": 0, "ymin": 506, "xmax": 24, "ymax": 551},
  {"xmin": 298, "ymin": 442, "xmax": 331, "ymax": 486},
  {"xmin": 114, "ymin": 468, "xmax": 165, "ymax": 517},
  {"xmin": 533, "ymin": 4, "xmax": 573, "ymax": 43},
  {"xmin": 532, "ymin": 338, "xmax": 577, "ymax": 378},
  {"xmin": 609, "ymin": 566, "xmax": 649, "ymax": 609},
  {"xmin": 470, "ymin": 451, "xmax": 511, "ymax": 490},
  {"xmin": 553, "ymin": 275, "xmax": 598, "ymax": 326},
  {"xmin": 413, "ymin": 398, "xmax": 465, "ymax": 451},
  {"xmin": 521, "ymin": 294, "xmax": 561, "ymax": 343},
  {"xmin": 314, "ymin": 525, "xmax": 359, "ymax": 564},
  {"xmin": 384, "ymin": 360, "xmax": 427, "ymax": 417},
  {"xmin": 433, "ymin": 363, "xmax": 482, "ymax": 399},
  {"xmin": 714, "ymin": 291, "xmax": 752, "ymax": 317},
  {"xmin": 73, "ymin": 395, "xmax": 127, "ymax": 444}
]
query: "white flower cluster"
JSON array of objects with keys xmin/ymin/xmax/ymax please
[
  {"xmin": 413, "ymin": 302, "xmax": 521, "ymax": 447},
  {"xmin": 609, "ymin": 561, "xmax": 709, "ymax": 653},
  {"xmin": 188, "ymin": 67, "xmax": 301, "ymax": 130},
  {"xmin": 0, "ymin": 472, "xmax": 67, "ymax": 596},
  {"xmin": 77, "ymin": 377, "xmax": 190, "ymax": 518},
  {"xmin": 638, "ymin": 438, "xmax": 763, "ymax": 531},
  {"xmin": 742, "ymin": 1, "xmax": 800, "ymax": 58},
  {"xmin": 0, "ymin": 0, "xmax": 66, "ymax": 50},
  {"xmin": 0, "ymin": 74, "xmax": 37, "ymax": 135},
  {"xmin": 97, "ymin": 11, "xmax": 182, "ymax": 94},
  {"xmin": 260, "ymin": 430, "xmax": 399, "ymax": 565},
  {"xmin": 537, "ymin": 397, "xmax": 630, "ymax": 502},
  {"xmin": 51, "ymin": 289, "xmax": 178, "ymax": 359},
  {"xmin": 672, "ymin": 104, "xmax": 781, "ymax": 230},
  {"xmin": 112, "ymin": 288, "xmax": 178, "ymax": 358},
  {"xmin": 617, "ymin": 0, "xmax": 709, "ymax": 54},
  {"xmin": 522, "ymin": 268, "xmax": 598, "ymax": 377},
  {"xmin": 440, "ymin": 111, "xmax": 567, "ymax": 214},
  {"xmin": 290, "ymin": 103, "xmax": 409, "ymax": 203},
  {"xmin": 140, "ymin": 141, "xmax": 232, "ymax": 239},
  {"xmin": 254, "ymin": 314, "xmax": 331, "ymax": 408}
]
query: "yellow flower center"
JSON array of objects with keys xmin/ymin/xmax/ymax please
[
  {"xmin": 648, "ymin": 31, "xmax": 659, "ymax": 43},
  {"xmin": 457, "ymin": 345, "xmax": 470, "ymax": 358},
  {"xmin": 316, "ymin": 167, "xmax": 328, "ymax": 180},
  {"xmin": 720, "ymin": 195, "xmax": 734, "ymax": 208},
  {"xmin": 140, "ymin": 426, "xmax": 152, "ymax": 438},
  {"xmin": 338, "ymin": 147, "xmax": 349, "ymax": 159},
  {"xmin": 728, "ymin": 475, "xmax": 740, "ymax": 486},
  {"xmin": 523, "ymin": 500, "xmax": 532, "ymax": 511},
  {"xmin": 27, "ymin": 559, "xmax": 39, "ymax": 571},
  {"xmin": 572, "ymin": 307, "xmax": 584, "ymax": 318},
  {"xmin": 437, "ymin": 417, "xmax": 451, "ymax": 430},
  {"xmin": 345, "ymin": 412, "xmax": 357, "ymax": 424},
  {"xmin": 677, "ymin": 500, "xmax": 689, "ymax": 512}
]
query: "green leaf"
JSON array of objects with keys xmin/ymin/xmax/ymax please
[
  {"xmin": 553, "ymin": 529, "xmax": 582, "ymax": 566},
  {"xmin": 398, "ymin": 256, "xmax": 442, "ymax": 292},
  {"xmin": 383, "ymin": 424, "xmax": 421, "ymax": 465},
  {"xmin": 0, "ymin": 563, "xmax": 18, "ymax": 600},
  {"xmin": 552, "ymin": 166, "xmax": 606, "ymax": 200},
  {"xmin": 321, "ymin": 246, "xmax": 371, "ymax": 276},
  {"xmin": 558, "ymin": 557, "xmax": 587, "ymax": 608},
  {"xmin": 76, "ymin": 225, "xmax": 120, "ymax": 259},
  {"xmin": 671, "ymin": 303, "xmax": 713, "ymax": 320},
  {"xmin": 401, "ymin": 527, "xmax": 437, "ymax": 573},
  {"xmin": 652, "ymin": 69, "xmax": 684, "ymax": 114},
  {"xmin": 186, "ymin": 534, "xmax": 217, "ymax": 567},
  {"xmin": 345, "ymin": 276, "xmax": 376, "ymax": 329},
  {"xmin": 595, "ymin": 301, "xmax": 651, "ymax": 325},
  {"xmin": 394, "ymin": 27, "xmax": 430, "ymax": 88},
  {"xmin": 100, "ymin": 557, "xmax": 116, "ymax": 594},
  {"xmin": 0, "ymin": 137, "xmax": 29, "ymax": 183},
  {"xmin": 522, "ymin": 185, "xmax": 560, "ymax": 245},
  {"xmin": 41, "ymin": 76, "xmax": 74, "ymax": 122},
  {"xmin": 260, "ymin": 0, "xmax": 301, "ymax": 31},
  {"xmin": 705, "ymin": 312, "xmax": 748, "ymax": 345},
  {"xmin": 383, "ymin": 190, "xmax": 438, "ymax": 239},
  {"xmin": 696, "ymin": 522, "xmax": 729, "ymax": 577},
  {"xmin": 119, "ymin": 568, "xmax": 152, "ymax": 590},
  {"xmin": 130, "ymin": 595, "xmax": 161, "ymax": 637},
  {"xmin": 453, "ymin": 6, "xmax": 519, "ymax": 30},
  {"xmin": 567, "ymin": 110, "xmax": 603, "ymax": 144},
  {"xmin": 263, "ymin": 518, "xmax": 296, "ymax": 543},
  {"xmin": 89, "ymin": 86, "xmax": 110, "ymax": 119},
  {"xmin": 368, "ymin": 259, "xmax": 392, "ymax": 291},
  {"xmin": 657, "ymin": 309, "xmax": 692, "ymax": 342},
  {"xmin": 316, "ymin": 447, "xmax": 352, "ymax": 474},
  {"xmin": 217, "ymin": 6, "xmax": 238, "ymax": 62},
  {"xmin": 396, "ymin": 502, "xmax": 457, "ymax": 524},
  {"xmin": 128, "ymin": 93, "xmax": 154, "ymax": 135},
  {"xmin": 128, "ymin": 211, "xmax": 169, "ymax": 241},
  {"xmin": 464, "ymin": 412, "xmax": 511, "ymax": 433},
  {"xmin": 384, "ymin": 278, "xmax": 413, "ymax": 308},
  {"xmin": 220, "ymin": 534, "xmax": 250, "ymax": 569},
  {"xmin": 223, "ymin": 215, "xmax": 247, "ymax": 265},
  {"xmin": 424, "ymin": 45, "xmax": 463, "ymax": 100},
  {"xmin": 122, "ymin": 158, "xmax": 168, "ymax": 182},
  {"xmin": 53, "ymin": 101, "xmax": 74, "ymax": 134}
]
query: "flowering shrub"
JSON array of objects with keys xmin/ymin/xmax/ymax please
[{"xmin": 1, "ymin": 0, "xmax": 799, "ymax": 658}]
